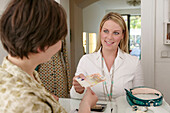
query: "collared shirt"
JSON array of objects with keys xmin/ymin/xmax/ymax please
[
  {"xmin": 0, "ymin": 57, "xmax": 66, "ymax": 113},
  {"xmin": 70, "ymin": 48, "xmax": 144, "ymax": 101}
]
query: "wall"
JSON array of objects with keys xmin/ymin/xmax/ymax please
[
  {"xmin": 141, "ymin": 0, "xmax": 155, "ymax": 88},
  {"xmin": 0, "ymin": 0, "xmax": 10, "ymax": 64},
  {"xmin": 83, "ymin": 2, "xmax": 105, "ymax": 34},
  {"xmin": 0, "ymin": 0, "xmax": 10, "ymax": 12}
]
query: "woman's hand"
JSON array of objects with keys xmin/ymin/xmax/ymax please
[
  {"xmin": 78, "ymin": 87, "xmax": 98, "ymax": 113},
  {"xmin": 73, "ymin": 74, "xmax": 85, "ymax": 94}
]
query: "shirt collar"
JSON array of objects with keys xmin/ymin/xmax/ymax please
[
  {"xmin": 96, "ymin": 47, "xmax": 125, "ymax": 60},
  {"xmin": 1, "ymin": 57, "xmax": 42, "ymax": 84}
]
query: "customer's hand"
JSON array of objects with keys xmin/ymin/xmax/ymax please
[
  {"xmin": 52, "ymin": 94, "xmax": 59, "ymax": 101},
  {"xmin": 82, "ymin": 87, "xmax": 98, "ymax": 107},
  {"xmin": 73, "ymin": 74, "xmax": 85, "ymax": 94},
  {"xmin": 78, "ymin": 87, "xmax": 98, "ymax": 113}
]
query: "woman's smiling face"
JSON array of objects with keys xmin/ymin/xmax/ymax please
[{"xmin": 100, "ymin": 20, "xmax": 124, "ymax": 51}]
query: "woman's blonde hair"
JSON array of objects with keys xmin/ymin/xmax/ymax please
[{"xmin": 95, "ymin": 12, "xmax": 129, "ymax": 53}]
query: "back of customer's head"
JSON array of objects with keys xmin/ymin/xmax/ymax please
[
  {"xmin": 0, "ymin": 0, "xmax": 68, "ymax": 59},
  {"xmin": 95, "ymin": 12, "xmax": 129, "ymax": 53}
]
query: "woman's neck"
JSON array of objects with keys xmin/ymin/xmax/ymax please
[
  {"xmin": 7, "ymin": 55, "xmax": 38, "ymax": 78},
  {"xmin": 102, "ymin": 48, "xmax": 118, "ymax": 59},
  {"xmin": 101, "ymin": 48, "xmax": 118, "ymax": 72}
]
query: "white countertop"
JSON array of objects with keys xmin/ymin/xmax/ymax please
[
  {"xmin": 59, "ymin": 96, "xmax": 170, "ymax": 113},
  {"xmin": 59, "ymin": 98, "xmax": 117, "ymax": 113}
]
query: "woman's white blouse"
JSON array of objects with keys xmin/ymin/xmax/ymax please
[{"xmin": 70, "ymin": 48, "xmax": 144, "ymax": 101}]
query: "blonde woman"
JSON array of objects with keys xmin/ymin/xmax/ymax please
[{"xmin": 70, "ymin": 12, "xmax": 144, "ymax": 101}]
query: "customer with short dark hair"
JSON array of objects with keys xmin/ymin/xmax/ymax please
[{"xmin": 0, "ymin": 0, "xmax": 98, "ymax": 113}]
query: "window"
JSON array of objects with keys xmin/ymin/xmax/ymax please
[
  {"xmin": 122, "ymin": 15, "xmax": 141, "ymax": 59},
  {"xmin": 83, "ymin": 32, "xmax": 97, "ymax": 54}
]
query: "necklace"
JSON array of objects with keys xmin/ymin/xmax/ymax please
[{"xmin": 101, "ymin": 57, "xmax": 114, "ymax": 101}]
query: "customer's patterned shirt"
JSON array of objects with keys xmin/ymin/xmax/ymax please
[{"xmin": 0, "ymin": 57, "xmax": 67, "ymax": 113}]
